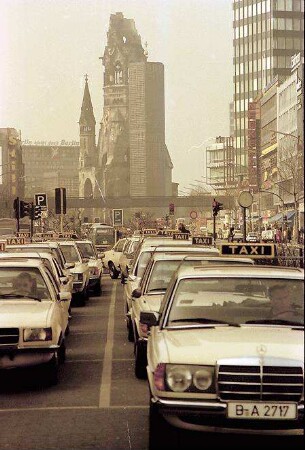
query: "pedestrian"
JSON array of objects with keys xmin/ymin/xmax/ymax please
[
  {"xmin": 275, "ymin": 228, "xmax": 282, "ymax": 244},
  {"xmin": 287, "ymin": 228, "xmax": 292, "ymax": 243},
  {"xmin": 228, "ymin": 226, "xmax": 235, "ymax": 242},
  {"xmin": 178, "ymin": 222, "xmax": 190, "ymax": 234}
]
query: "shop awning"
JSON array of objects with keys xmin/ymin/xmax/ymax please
[{"xmin": 269, "ymin": 211, "xmax": 296, "ymax": 223}]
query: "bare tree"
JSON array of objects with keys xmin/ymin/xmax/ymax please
[{"xmin": 277, "ymin": 136, "xmax": 304, "ymax": 241}]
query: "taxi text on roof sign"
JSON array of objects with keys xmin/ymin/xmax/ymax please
[
  {"xmin": 173, "ymin": 232, "xmax": 190, "ymax": 241},
  {"xmin": 192, "ymin": 236, "xmax": 213, "ymax": 246},
  {"xmin": 0, "ymin": 241, "xmax": 6, "ymax": 252},
  {"xmin": 142, "ymin": 229, "xmax": 157, "ymax": 235},
  {"xmin": 220, "ymin": 243, "xmax": 275, "ymax": 258},
  {"xmin": 16, "ymin": 232, "xmax": 31, "ymax": 238},
  {"xmin": 157, "ymin": 229, "xmax": 176, "ymax": 237},
  {"xmin": 7, "ymin": 237, "xmax": 25, "ymax": 245}
]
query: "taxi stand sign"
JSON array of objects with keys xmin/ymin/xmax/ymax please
[{"xmin": 220, "ymin": 243, "xmax": 275, "ymax": 259}]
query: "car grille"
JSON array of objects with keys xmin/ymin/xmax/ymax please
[
  {"xmin": 218, "ymin": 364, "xmax": 304, "ymax": 402},
  {"xmin": 0, "ymin": 328, "xmax": 19, "ymax": 346}
]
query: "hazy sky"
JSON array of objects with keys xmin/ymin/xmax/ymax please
[{"xmin": 0, "ymin": 0, "xmax": 233, "ymax": 189}]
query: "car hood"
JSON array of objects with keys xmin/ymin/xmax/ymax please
[
  {"xmin": 158, "ymin": 327, "xmax": 303, "ymax": 365},
  {"xmin": 0, "ymin": 301, "xmax": 53, "ymax": 328}
]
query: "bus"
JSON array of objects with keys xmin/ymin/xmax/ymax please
[{"xmin": 88, "ymin": 223, "xmax": 116, "ymax": 252}]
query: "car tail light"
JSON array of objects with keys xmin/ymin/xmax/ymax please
[{"xmin": 154, "ymin": 363, "xmax": 166, "ymax": 391}]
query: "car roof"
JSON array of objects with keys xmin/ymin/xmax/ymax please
[
  {"xmin": 0, "ymin": 259, "xmax": 46, "ymax": 268},
  {"xmin": 140, "ymin": 245, "xmax": 219, "ymax": 255},
  {"xmin": 141, "ymin": 237, "xmax": 192, "ymax": 247},
  {"xmin": 150, "ymin": 254, "xmax": 254, "ymax": 263},
  {"xmin": 0, "ymin": 251, "xmax": 54, "ymax": 261},
  {"xmin": 175, "ymin": 265, "xmax": 304, "ymax": 280}
]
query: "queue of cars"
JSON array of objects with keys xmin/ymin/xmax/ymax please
[
  {"xmin": 0, "ymin": 234, "xmax": 104, "ymax": 386},
  {"xmin": 104, "ymin": 230, "xmax": 304, "ymax": 445}
]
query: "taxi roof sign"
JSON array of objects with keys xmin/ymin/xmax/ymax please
[
  {"xmin": 220, "ymin": 243, "xmax": 275, "ymax": 259},
  {"xmin": 192, "ymin": 236, "xmax": 213, "ymax": 246},
  {"xmin": 157, "ymin": 229, "xmax": 176, "ymax": 237},
  {"xmin": 142, "ymin": 229, "xmax": 157, "ymax": 235},
  {"xmin": 6, "ymin": 237, "xmax": 25, "ymax": 245},
  {"xmin": 0, "ymin": 241, "xmax": 6, "ymax": 252},
  {"xmin": 173, "ymin": 232, "xmax": 190, "ymax": 241},
  {"xmin": 16, "ymin": 232, "xmax": 31, "ymax": 238}
]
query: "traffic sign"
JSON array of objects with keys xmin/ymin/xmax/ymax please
[
  {"xmin": 192, "ymin": 236, "xmax": 213, "ymax": 246},
  {"xmin": 220, "ymin": 244, "xmax": 275, "ymax": 259},
  {"xmin": 190, "ymin": 210, "xmax": 198, "ymax": 220},
  {"xmin": 238, "ymin": 191, "xmax": 253, "ymax": 208},
  {"xmin": 112, "ymin": 209, "xmax": 123, "ymax": 227},
  {"xmin": 35, "ymin": 193, "xmax": 48, "ymax": 210}
]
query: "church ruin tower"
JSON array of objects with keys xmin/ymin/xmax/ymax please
[
  {"xmin": 79, "ymin": 75, "xmax": 97, "ymax": 199},
  {"xmin": 98, "ymin": 12, "xmax": 173, "ymax": 198},
  {"xmin": 98, "ymin": 12, "xmax": 146, "ymax": 197}
]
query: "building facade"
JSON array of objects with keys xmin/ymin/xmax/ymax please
[
  {"xmin": 206, "ymin": 136, "xmax": 235, "ymax": 190},
  {"xmin": 233, "ymin": 0, "xmax": 304, "ymax": 180},
  {"xmin": 97, "ymin": 12, "xmax": 173, "ymax": 198},
  {"xmin": 22, "ymin": 143, "xmax": 80, "ymax": 199},
  {"xmin": 0, "ymin": 128, "xmax": 24, "ymax": 216}
]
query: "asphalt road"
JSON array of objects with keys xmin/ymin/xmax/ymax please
[{"xmin": 0, "ymin": 278, "xmax": 303, "ymax": 450}]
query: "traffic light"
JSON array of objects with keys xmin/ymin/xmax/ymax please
[
  {"xmin": 55, "ymin": 188, "xmax": 67, "ymax": 214},
  {"xmin": 33, "ymin": 205, "xmax": 42, "ymax": 220},
  {"xmin": 20, "ymin": 201, "xmax": 32, "ymax": 218},
  {"xmin": 169, "ymin": 203, "xmax": 175, "ymax": 216},
  {"xmin": 13, "ymin": 197, "xmax": 20, "ymax": 219},
  {"xmin": 212, "ymin": 199, "xmax": 224, "ymax": 217}
]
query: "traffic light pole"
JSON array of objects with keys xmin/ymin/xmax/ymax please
[
  {"xmin": 213, "ymin": 214, "xmax": 216, "ymax": 246},
  {"xmin": 242, "ymin": 207, "xmax": 247, "ymax": 242}
]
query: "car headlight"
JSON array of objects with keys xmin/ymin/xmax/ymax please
[
  {"xmin": 193, "ymin": 368, "xmax": 213, "ymax": 391},
  {"xmin": 166, "ymin": 366, "xmax": 192, "ymax": 392},
  {"xmin": 165, "ymin": 365, "xmax": 215, "ymax": 393},
  {"xmin": 24, "ymin": 328, "xmax": 52, "ymax": 342}
]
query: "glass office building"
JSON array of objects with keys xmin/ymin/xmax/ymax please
[{"xmin": 233, "ymin": 0, "xmax": 304, "ymax": 179}]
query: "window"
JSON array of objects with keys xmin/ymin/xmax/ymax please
[
  {"xmin": 253, "ymin": 3, "xmax": 257, "ymax": 15},
  {"xmin": 286, "ymin": 0, "xmax": 292, "ymax": 11},
  {"xmin": 278, "ymin": 37, "xmax": 285, "ymax": 49},
  {"xmin": 262, "ymin": 0, "xmax": 266, "ymax": 14},
  {"xmin": 293, "ymin": 19, "xmax": 301, "ymax": 31},
  {"xmin": 276, "ymin": 0, "xmax": 285, "ymax": 10},
  {"xmin": 278, "ymin": 18, "xmax": 285, "ymax": 30},
  {"xmin": 286, "ymin": 37, "xmax": 293, "ymax": 49},
  {"xmin": 266, "ymin": 0, "xmax": 271, "ymax": 12},
  {"xmin": 258, "ymin": 2, "xmax": 262, "ymax": 15},
  {"xmin": 244, "ymin": 24, "xmax": 248, "ymax": 37},
  {"xmin": 293, "ymin": 0, "xmax": 301, "ymax": 11},
  {"xmin": 286, "ymin": 18, "xmax": 293, "ymax": 31}
]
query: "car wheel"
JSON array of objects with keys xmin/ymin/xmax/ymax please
[
  {"xmin": 77, "ymin": 288, "xmax": 88, "ymax": 307},
  {"xmin": 93, "ymin": 277, "xmax": 102, "ymax": 295},
  {"xmin": 149, "ymin": 400, "xmax": 179, "ymax": 450},
  {"xmin": 42, "ymin": 354, "xmax": 59, "ymax": 386},
  {"xmin": 58, "ymin": 340, "xmax": 66, "ymax": 364},
  {"xmin": 134, "ymin": 341, "xmax": 147, "ymax": 379},
  {"xmin": 127, "ymin": 316, "xmax": 134, "ymax": 342},
  {"xmin": 109, "ymin": 262, "xmax": 119, "ymax": 279}
]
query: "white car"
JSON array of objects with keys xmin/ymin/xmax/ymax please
[
  {"xmin": 0, "ymin": 259, "xmax": 70, "ymax": 385},
  {"xmin": 75, "ymin": 240, "xmax": 103, "ymax": 295},
  {"xmin": 131, "ymin": 254, "xmax": 254, "ymax": 378},
  {"xmin": 59, "ymin": 241, "xmax": 90, "ymax": 306},
  {"xmin": 101, "ymin": 238, "xmax": 127, "ymax": 279},
  {"xmin": 246, "ymin": 232, "xmax": 260, "ymax": 243},
  {"xmin": 141, "ymin": 265, "xmax": 304, "ymax": 448},
  {"xmin": 119, "ymin": 236, "xmax": 141, "ymax": 280}
]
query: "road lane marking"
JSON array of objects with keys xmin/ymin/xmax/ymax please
[
  {"xmin": 99, "ymin": 282, "xmax": 117, "ymax": 408},
  {"xmin": 0, "ymin": 405, "xmax": 148, "ymax": 413}
]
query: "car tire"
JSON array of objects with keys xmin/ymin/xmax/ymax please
[
  {"xmin": 42, "ymin": 354, "xmax": 59, "ymax": 386},
  {"xmin": 77, "ymin": 288, "xmax": 88, "ymax": 307},
  {"xmin": 109, "ymin": 262, "xmax": 119, "ymax": 279},
  {"xmin": 58, "ymin": 340, "xmax": 66, "ymax": 364},
  {"xmin": 93, "ymin": 277, "xmax": 102, "ymax": 295},
  {"xmin": 149, "ymin": 401, "xmax": 179, "ymax": 450},
  {"xmin": 127, "ymin": 316, "xmax": 134, "ymax": 342},
  {"xmin": 134, "ymin": 341, "xmax": 147, "ymax": 379}
]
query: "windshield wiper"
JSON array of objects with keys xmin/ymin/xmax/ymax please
[
  {"xmin": 0, "ymin": 294, "xmax": 41, "ymax": 302},
  {"xmin": 245, "ymin": 319, "xmax": 303, "ymax": 327},
  {"xmin": 170, "ymin": 318, "xmax": 240, "ymax": 327}
]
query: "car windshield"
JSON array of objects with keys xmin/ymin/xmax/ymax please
[
  {"xmin": 95, "ymin": 232, "xmax": 115, "ymax": 245},
  {"xmin": 60, "ymin": 245, "xmax": 80, "ymax": 263},
  {"xmin": 147, "ymin": 260, "xmax": 182, "ymax": 293},
  {"xmin": 77, "ymin": 242, "xmax": 96, "ymax": 258},
  {"xmin": 135, "ymin": 251, "xmax": 152, "ymax": 277},
  {"xmin": 0, "ymin": 267, "xmax": 51, "ymax": 301},
  {"xmin": 166, "ymin": 278, "xmax": 304, "ymax": 327}
]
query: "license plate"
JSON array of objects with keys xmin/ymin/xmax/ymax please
[{"xmin": 227, "ymin": 402, "xmax": 297, "ymax": 420}]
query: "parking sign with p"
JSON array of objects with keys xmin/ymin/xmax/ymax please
[{"xmin": 35, "ymin": 193, "xmax": 48, "ymax": 210}]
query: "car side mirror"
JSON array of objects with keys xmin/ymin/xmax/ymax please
[
  {"xmin": 57, "ymin": 292, "xmax": 71, "ymax": 302},
  {"xmin": 64, "ymin": 262, "xmax": 75, "ymax": 270},
  {"xmin": 132, "ymin": 288, "xmax": 142, "ymax": 299},
  {"xmin": 60, "ymin": 276, "xmax": 69, "ymax": 285},
  {"xmin": 140, "ymin": 311, "xmax": 160, "ymax": 327}
]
